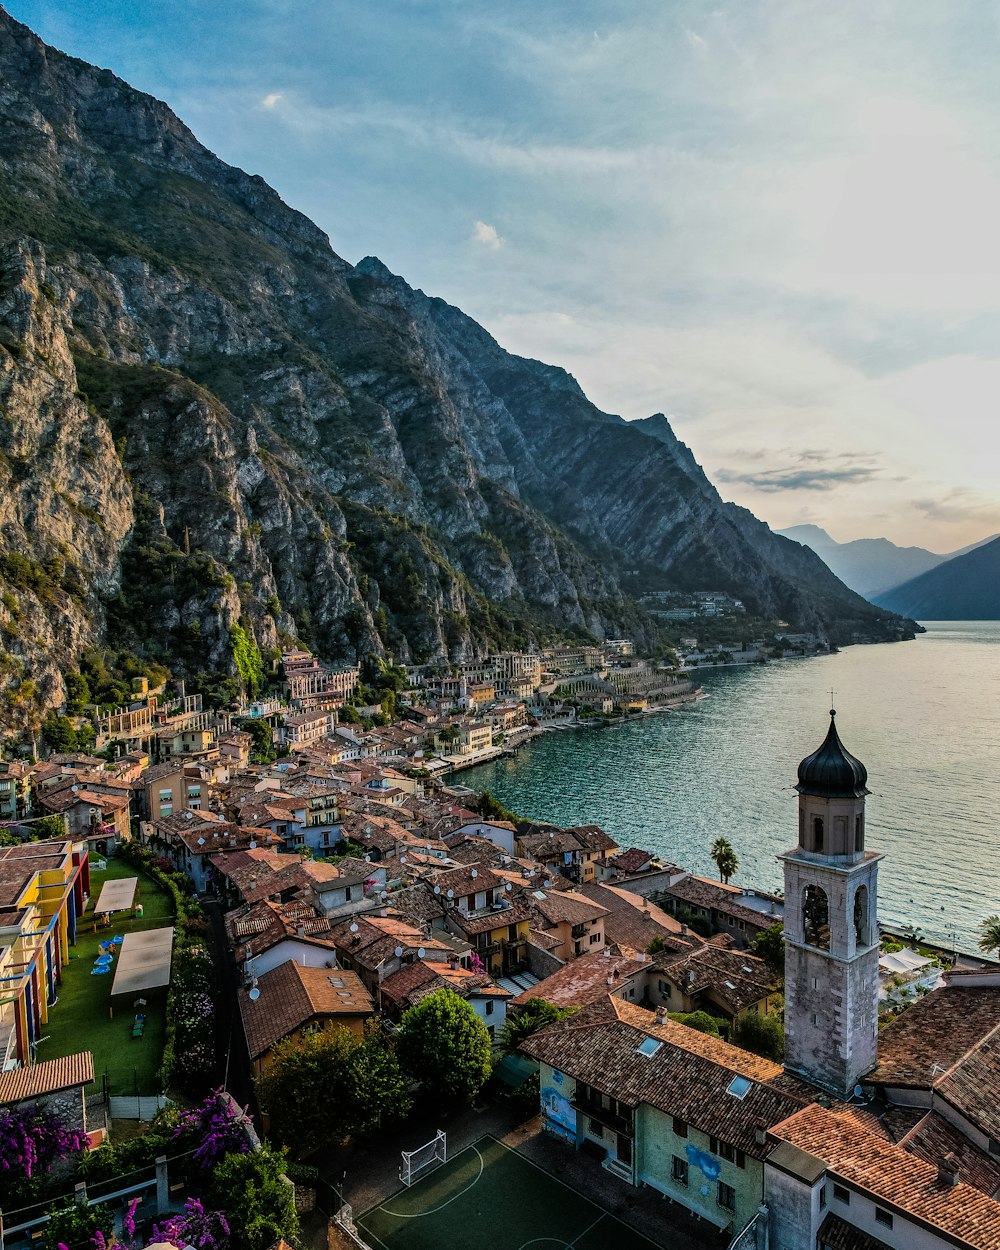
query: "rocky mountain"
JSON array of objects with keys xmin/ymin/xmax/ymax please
[
  {"xmin": 0, "ymin": 8, "xmax": 913, "ymax": 723},
  {"xmin": 776, "ymin": 526, "xmax": 949, "ymax": 599},
  {"xmin": 872, "ymin": 537, "xmax": 1000, "ymax": 620}
]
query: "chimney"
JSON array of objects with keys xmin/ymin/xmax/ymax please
[
  {"xmin": 655, "ymin": 1006, "xmax": 667, "ymax": 1024},
  {"xmin": 938, "ymin": 1153, "xmax": 960, "ymax": 1188},
  {"xmin": 296, "ymin": 925, "xmax": 305, "ymax": 938}
]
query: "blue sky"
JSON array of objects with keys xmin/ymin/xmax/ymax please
[{"xmin": 9, "ymin": 0, "xmax": 1000, "ymax": 550}]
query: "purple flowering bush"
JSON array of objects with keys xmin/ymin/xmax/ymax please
[
  {"xmin": 171, "ymin": 1092, "xmax": 252, "ymax": 1171},
  {"xmin": 151, "ymin": 1196, "xmax": 231, "ymax": 1249},
  {"xmin": 0, "ymin": 1106, "xmax": 88, "ymax": 1209}
]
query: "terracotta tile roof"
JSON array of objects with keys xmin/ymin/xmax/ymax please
[
  {"xmin": 934, "ymin": 1025, "xmax": 1000, "ymax": 1141},
  {"xmin": 0, "ymin": 1052, "xmax": 94, "ymax": 1103},
  {"xmin": 880, "ymin": 1104, "xmax": 927, "ymax": 1143},
  {"xmin": 869, "ymin": 986, "xmax": 1000, "ymax": 1089},
  {"xmin": 427, "ymin": 862, "xmax": 504, "ymax": 898},
  {"xmin": 510, "ymin": 951, "xmax": 645, "ymax": 1009},
  {"xmin": 452, "ymin": 894, "xmax": 535, "ymax": 936},
  {"xmin": 901, "ymin": 1112, "xmax": 1000, "ymax": 1199},
  {"xmin": 607, "ymin": 848, "xmax": 654, "ymax": 874},
  {"xmin": 565, "ymin": 825, "xmax": 618, "ymax": 853},
  {"xmin": 770, "ymin": 1104, "xmax": 1000, "ymax": 1249},
  {"xmin": 578, "ymin": 882, "xmax": 682, "ymax": 950},
  {"xmin": 663, "ymin": 875, "xmax": 775, "ymax": 930},
  {"xmin": 529, "ymin": 889, "xmax": 608, "ymax": 927},
  {"xmin": 523, "ymin": 997, "xmax": 803, "ymax": 1157},
  {"xmin": 238, "ymin": 962, "xmax": 373, "ymax": 1058},
  {"xmin": 653, "ymin": 944, "xmax": 779, "ymax": 1014},
  {"xmin": 817, "ymin": 1213, "xmax": 891, "ymax": 1250}
]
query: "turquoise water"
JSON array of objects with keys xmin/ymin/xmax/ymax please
[{"xmin": 461, "ymin": 623, "xmax": 1000, "ymax": 953}]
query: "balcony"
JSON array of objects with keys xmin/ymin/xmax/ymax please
[{"xmin": 573, "ymin": 1095, "xmax": 633, "ymax": 1137}]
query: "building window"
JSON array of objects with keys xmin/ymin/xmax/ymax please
[
  {"xmin": 658, "ymin": 980, "xmax": 672, "ymax": 997},
  {"xmin": 819, "ymin": 1185, "xmax": 826, "ymax": 1209},
  {"xmin": 589, "ymin": 932, "xmax": 601, "ymax": 944},
  {"xmin": 161, "ymin": 804, "xmax": 172, "ymax": 817},
  {"xmin": 590, "ymin": 1118, "xmax": 604, "ymax": 1137},
  {"xmin": 671, "ymin": 1156, "xmax": 688, "ymax": 1186},
  {"xmin": 813, "ymin": 815, "xmax": 824, "ymax": 852},
  {"xmin": 673, "ymin": 1118, "xmax": 687, "ymax": 1138},
  {"xmin": 855, "ymin": 813, "xmax": 863, "ymax": 852},
  {"xmin": 833, "ymin": 1184, "xmax": 850, "ymax": 1204},
  {"xmin": 718, "ymin": 1182, "xmax": 736, "ymax": 1211},
  {"xmin": 875, "ymin": 1209, "xmax": 893, "ymax": 1228},
  {"xmin": 485, "ymin": 999, "xmax": 494, "ymax": 1015},
  {"xmin": 710, "ymin": 1138, "xmax": 744, "ymax": 1167}
]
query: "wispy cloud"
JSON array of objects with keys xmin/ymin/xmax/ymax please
[
  {"xmin": 717, "ymin": 465, "xmax": 880, "ymax": 492},
  {"xmin": 261, "ymin": 92, "xmax": 282, "ymax": 109},
  {"xmin": 471, "ymin": 220, "xmax": 504, "ymax": 249}
]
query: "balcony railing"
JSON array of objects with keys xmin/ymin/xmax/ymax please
[{"xmin": 573, "ymin": 1095, "xmax": 633, "ymax": 1137}]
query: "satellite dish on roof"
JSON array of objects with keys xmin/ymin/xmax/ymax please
[
  {"xmin": 400, "ymin": 855, "xmax": 407, "ymax": 863},
  {"xmin": 418, "ymin": 947, "xmax": 426, "ymax": 958},
  {"xmin": 394, "ymin": 946, "xmax": 403, "ymax": 957},
  {"xmin": 447, "ymin": 889, "xmax": 454, "ymax": 899},
  {"xmin": 197, "ymin": 837, "xmax": 205, "ymax": 846},
  {"xmin": 471, "ymin": 868, "xmax": 478, "ymax": 878},
  {"xmin": 248, "ymin": 986, "xmax": 261, "ymax": 1002},
  {"xmin": 505, "ymin": 882, "xmax": 513, "ymax": 892},
  {"xmin": 433, "ymin": 885, "xmax": 441, "ymax": 894},
  {"xmin": 350, "ymin": 922, "xmax": 359, "ymax": 933}
]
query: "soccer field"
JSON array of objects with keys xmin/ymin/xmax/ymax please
[{"xmin": 357, "ymin": 1135, "xmax": 665, "ymax": 1250}]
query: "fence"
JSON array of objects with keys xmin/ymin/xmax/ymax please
[{"xmin": 0, "ymin": 1090, "xmax": 257, "ymax": 1250}]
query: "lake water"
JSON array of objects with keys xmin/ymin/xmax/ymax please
[{"xmin": 461, "ymin": 622, "xmax": 1000, "ymax": 954}]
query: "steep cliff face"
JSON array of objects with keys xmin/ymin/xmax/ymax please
[
  {"xmin": 0, "ymin": 8, "xmax": 912, "ymax": 724},
  {"xmin": 0, "ymin": 239, "xmax": 132, "ymax": 725}
]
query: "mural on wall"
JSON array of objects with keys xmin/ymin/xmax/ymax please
[
  {"xmin": 541, "ymin": 1069, "xmax": 577, "ymax": 1142},
  {"xmin": 686, "ymin": 1142, "xmax": 722, "ymax": 1198}
]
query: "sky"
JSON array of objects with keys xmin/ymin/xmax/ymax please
[{"xmin": 9, "ymin": 0, "xmax": 1000, "ymax": 551}]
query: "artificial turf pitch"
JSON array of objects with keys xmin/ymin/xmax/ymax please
[{"xmin": 357, "ymin": 1135, "xmax": 664, "ymax": 1250}]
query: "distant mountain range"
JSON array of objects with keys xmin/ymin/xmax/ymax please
[
  {"xmin": 871, "ymin": 536, "xmax": 1000, "ymax": 620},
  {"xmin": 777, "ymin": 525, "xmax": 998, "ymax": 603},
  {"xmin": 0, "ymin": 8, "xmax": 918, "ymax": 726}
]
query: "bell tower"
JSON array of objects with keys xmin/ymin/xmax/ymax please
[{"xmin": 779, "ymin": 710, "xmax": 881, "ymax": 1098}]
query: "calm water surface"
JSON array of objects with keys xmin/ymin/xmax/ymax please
[{"xmin": 461, "ymin": 623, "xmax": 1000, "ymax": 953}]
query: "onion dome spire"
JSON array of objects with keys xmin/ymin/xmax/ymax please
[{"xmin": 795, "ymin": 709, "xmax": 869, "ymax": 798}]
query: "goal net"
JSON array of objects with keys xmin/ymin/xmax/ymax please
[{"xmin": 399, "ymin": 1129, "xmax": 447, "ymax": 1186}]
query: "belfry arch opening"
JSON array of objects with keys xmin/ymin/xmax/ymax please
[
  {"xmin": 813, "ymin": 816, "xmax": 825, "ymax": 853},
  {"xmin": 803, "ymin": 884, "xmax": 830, "ymax": 950},
  {"xmin": 854, "ymin": 885, "xmax": 870, "ymax": 949}
]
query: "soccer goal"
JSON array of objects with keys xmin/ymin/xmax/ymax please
[{"xmin": 399, "ymin": 1129, "xmax": 447, "ymax": 1186}]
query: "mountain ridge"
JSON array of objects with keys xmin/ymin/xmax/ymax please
[
  {"xmin": 0, "ymin": 7, "xmax": 913, "ymax": 725},
  {"xmin": 872, "ymin": 537, "xmax": 1000, "ymax": 620}
]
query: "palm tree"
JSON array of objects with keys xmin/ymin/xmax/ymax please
[
  {"xmin": 978, "ymin": 915, "xmax": 1000, "ymax": 956},
  {"xmin": 711, "ymin": 836, "xmax": 739, "ymax": 885}
]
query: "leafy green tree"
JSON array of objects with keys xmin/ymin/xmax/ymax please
[
  {"xmin": 978, "ymin": 915, "xmax": 1000, "ymax": 956},
  {"xmin": 397, "ymin": 988, "xmax": 492, "ymax": 1103},
  {"xmin": 499, "ymin": 998, "xmax": 577, "ymax": 1055},
  {"xmin": 230, "ymin": 623, "xmax": 267, "ymax": 700},
  {"xmin": 751, "ymin": 921, "xmax": 786, "ymax": 979},
  {"xmin": 209, "ymin": 1143, "xmax": 299, "ymax": 1250},
  {"xmin": 731, "ymin": 1009, "xmax": 785, "ymax": 1062},
  {"xmin": 63, "ymin": 671, "xmax": 91, "ymax": 715},
  {"xmin": 646, "ymin": 935, "xmax": 666, "ymax": 955},
  {"xmin": 40, "ymin": 712, "xmax": 78, "ymax": 754},
  {"xmin": 668, "ymin": 1010, "xmax": 728, "ymax": 1038},
  {"xmin": 256, "ymin": 1025, "xmax": 409, "ymax": 1157},
  {"xmin": 237, "ymin": 716, "xmax": 276, "ymax": 764},
  {"xmin": 710, "ymin": 836, "xmax": 739, "ymax": 884},
  {"xmin": 28, "ymin": 815, "xmax": 68, "ymax": 840},
  {"xmin": 477, "ymin": 789, "xmax": 521, "ymax": 825}
]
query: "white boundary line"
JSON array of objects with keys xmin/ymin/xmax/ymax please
[
  {"xmin": 360, "ymin": 1136, "xmax": 659, "ymax": 1250},
  {"xmin": 377, "ymin": 1146, "xmax": 485, "ymax": 1219}
]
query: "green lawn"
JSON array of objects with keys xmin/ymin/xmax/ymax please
[
  {"xmin": 358, "ymin": 1136, "xmax": 664, "ymax": 1250},
  {"xmin": 39, "ymin": 857, "xmax": 174, "ymax": 1096}
]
